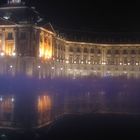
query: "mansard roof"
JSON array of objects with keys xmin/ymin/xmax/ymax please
[
  {"xmin": 0, "ymin": 17, "xmax": 16, "ymax": 25},
  {"xmin": 42, "ymin": 23, "xmax": 56, "ymax": 33},
  {"xmin": 56, "ymin": 27, "xmax": 140, "ymax": 44},
  {"xmin": 0, "ymin": 5, "xmax": 43, "ymax": 25},
  {"xmin": 0, "ymin": 4, "xmax": 56, "ymax": 33}
]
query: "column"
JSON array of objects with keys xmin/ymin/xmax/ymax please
[
  {"xmin": 2, "ymin": 29, "xmax": 5, "ymax": 52},
  {"xmin": 14, "ymin": 28, "xmax": 17, "ymax": 53}
]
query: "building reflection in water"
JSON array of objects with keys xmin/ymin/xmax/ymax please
[
  {"xmin": 0, "ymin": 95, "xmax": 15, "ymax": 128},
  {"xmin": 0, "ymin": 89, "xmax": 140, "ymax": 129},
  {"xmin": 37, "ymin": 95, "xmax": 52, "ymax": 127}
]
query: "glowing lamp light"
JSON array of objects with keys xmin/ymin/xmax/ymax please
[
  {"xmin": 102, "ymin": 62, "xmax": 106, "ymax": 65},
  {"xmin": 0, "ymin": 97, "xmax": 2, "ymax": 101},
  {"xmin": 12, "ymin": 52, "xmax": 16, "ymax": 56},
  {"xmin": 60, "ymin": 67, "xmax": 63, "ymax": 70},
  {"xmin": 136, "ymin": 63, "xmax": 139, "ymax": 66},
  {"xmin": 66, "ymin": 60, "xmax": 69, "ymax": 64},
  {"xmin": 0, "ymin": 52, "xmax": 5, "ymax": 56},
  {"xmin": 74, "ymin": 61, "xmax": 76, "ymax": 64},
  {"xmin": 10, "ymin": 65, "xmax": 13, "ymax": 68},
  {"xmin": 120, "ymin": 62, "xmax": 122, "ymax": 65},
  {"xmin": 38, "ymin": 66, "xmax": 41, "ymax": 69},
  {"xmin": 47, "ymin": 55, "xmax": 50, "ymax": 59},
  {"xmin": 11, "ymin": 97, "xmax": 15, "ymax": 102},
  {"xmin": 81, "ymin": 61, "xmax": 83, "ymax": 64},
  {"xmin": 51, "ymin": 67, "xmax": 54, "ymax": 70},
  {"xmin": 88, "ymin": 62, "xmax": 91, "ymax": 64},
  {"xmin": 128, "ymin": 63, "xmax": 130, "ymax": 65}
]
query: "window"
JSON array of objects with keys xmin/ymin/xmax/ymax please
[
  {"xmin": 91, "ymin": 48, "xmax": 94, "ymax": 53},
  {"xmin": 75, "ymin": 55, "xmax": 80, "ymax": 63},
  {"xmin": 69, "ymin": 55, "xmax": 73, "ymax": 63},
  {"xmin": 84, "ymin": 48, "xmax": 88, "ymax": 53},
  {"xmin": 20, "ymin": 32, "xmax": 26, "ymax": 40},
  {"xmin": 7, "ymin": 32, "xmax": 13, "ymax": 40},
  {"xmin": 123, "ymin": 50, "xmax": 128, "ymax": 54},
  {"xmin": 131, "ymin": 50, "xmax": 136, "ymax": 54},
  {"xmin": 130, "ymin": 57, "xmax": 135, "ymax": 65},
  {"xmin": 107, "ymin": 50, "xmax": 111, "ymax": 55},
  {"xmin": 77, "ymin": 47, "xmax": 81, "ymax": 53},
  {"xmin": 123, "ymin": 57, "xmax": 128, "ymax": 64},
  {"xmin": 69, "ymin": 47, "xmax": 73, "ymax": 52},
  {"xmin": 83, "ymin": 55, "xmax": 87, "ymax": 64},
  {"xmin": 115, "ymin": 50, "xmax": 119, "ymax": 54},
  {"xmin": 97, "ymin": 49, "xmax": 101, "ymax": 54}
]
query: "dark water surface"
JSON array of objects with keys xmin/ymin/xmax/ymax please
[{"xmin": 0, "ymin": 76, "xmax": 140, "ymax": 139}]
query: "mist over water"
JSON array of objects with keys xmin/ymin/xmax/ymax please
[
  {"xmin": 0, "ymin": 75, "xmax": 140, "ymax": 129},
  {"xmin": 0, "ymin": 75, "xmax": 140, "ymax": 95}
]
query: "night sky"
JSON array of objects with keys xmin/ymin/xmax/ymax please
[
  {"xmin": 1, "ymin": 0, "xmax": 140, "ymax": 32},
  {"xmin": 28, "ymin": 0, "xmax": 140, "ymax": 32}
]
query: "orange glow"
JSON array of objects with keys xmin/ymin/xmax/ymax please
[
  {"xmin": 5, "ymin": 41, "xmax": 15, "ymax": 56},
  {"xmin": 37, "ymin": 95, "xmax": 52, "ymax": 113},
  {"xmin": 0, "ymin": 38, "xmax": 2, "ymax": 51},
  {"xmin": 0, "ymin": 96, "xmax": 14, "ymax": 120},
  {"xmin": 39, "ymin": 32, "xmax": 52, "ymax": 60}
]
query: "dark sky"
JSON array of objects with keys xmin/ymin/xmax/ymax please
[
  {"xmin": 1, "ymin": 0, "xmax": 140, "ymax": 32},
  {"xmin": 29, "ymin": 0, "xmax": 140, "ymax": 32}
]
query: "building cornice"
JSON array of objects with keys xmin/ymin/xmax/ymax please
[
  {"xmin": 0, "ymin": 6, "xmax": 27, "ymax": 10},
  {"xmin": 66, "ymin": 40, "xmax": 140, "ymax": 46}
]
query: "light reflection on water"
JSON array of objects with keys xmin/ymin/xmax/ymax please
[{"xmin": 0, "ymin": 76, "xmax": 140, "ymax": 129}]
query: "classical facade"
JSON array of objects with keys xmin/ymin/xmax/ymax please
[{"xmin": 0, "ymin": 0, "xmax": 140, "ymax": 78}]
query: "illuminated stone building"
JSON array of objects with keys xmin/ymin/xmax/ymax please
[{"xmin": 0, "ymin": 0, "xmax": 140, "ymax": 78}]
